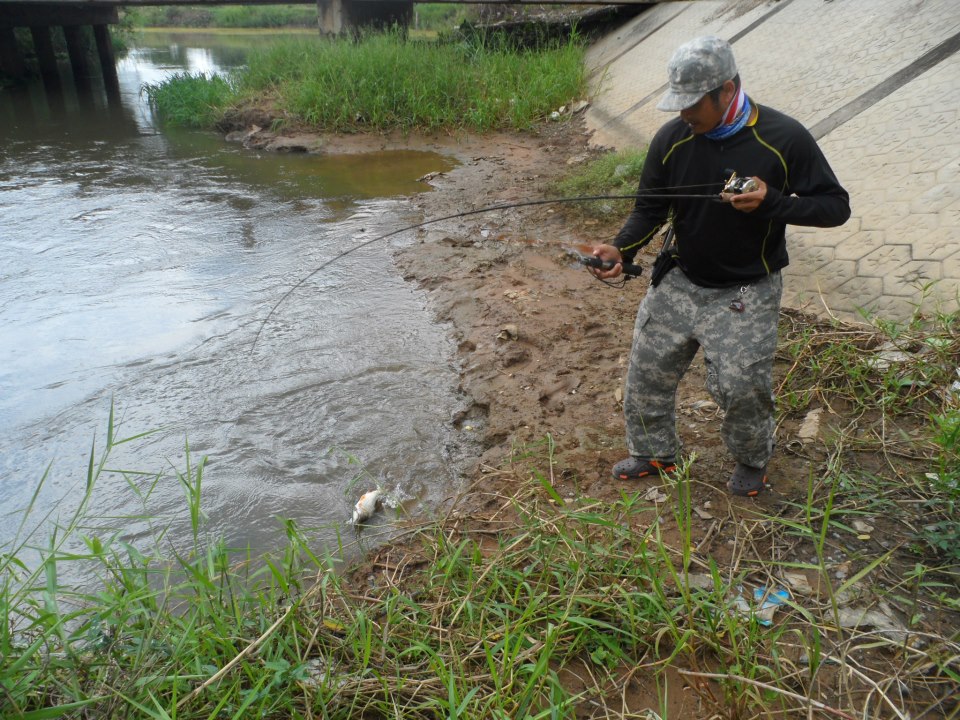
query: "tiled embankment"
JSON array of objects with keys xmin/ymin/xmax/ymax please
[{"xmin": 584, "ymin": 0, "xmax": 960, "ymax": 323}]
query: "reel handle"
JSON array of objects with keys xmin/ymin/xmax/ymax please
[{"xmin": 579, "ymin": 254, "xmax": 644, "ymax": 277}]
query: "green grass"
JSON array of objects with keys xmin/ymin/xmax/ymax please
[
  {"xmin": 0, "ymin": 424, "xmax": 811, "ymax": 717},
  {"xmin": 128, "ymin": 4, "xmax": 487, "ymax": 34},
  {"xmin": 776, "ymin": 299, "xmax": 960, "ymax": 562},
  {"xmin": 4, "ymin": 392, "xmax": 958, "ymax": 717},
  {"xmin": 414, "ymin": 4, "xmax": 470, "ymax": 33},
  {"xmin": 143, "ymin": 31, "xmax": 587, "ymax": 133},
  {"xmin": 548, "ymin": 148, "xmax": 647, "ymax": 222},
  {"xmin": 141, "ymin": 72, "xmax": 237, "ymax": 128},
  {"xmin": 126, "ymin": 5, "xmax": 318, "ymax": 30}
]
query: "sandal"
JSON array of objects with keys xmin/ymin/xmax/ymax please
[
  {"xmin": 612, "ymin": 456, "xmax": 677, "ymax": 481},
  {"xmin": 727, "ymin": 463, "xmax": 768, "ymax": 497}
]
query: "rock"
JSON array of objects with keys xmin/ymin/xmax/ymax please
[
  {"xmin": 644, "ymin": 487, "xmax": 668, "ymax": 503},
  {"xmin": 798, "ymin": 407, "xmax": 823, "ymax": 443},
  {"xmin": 852, "ymin": 519, "xmax": 874, "ymax": 533},
  {"xmin": 264, "ymin": 135, "xmax": 321, "ymax": 153},
  {"xmin": 835, "ymin": 604, "xmax": 912, "ymax": 644},
  {"xmin": 497, "ymin": 323, "xmax": 519, "ymax": 341},
  {"xmin": 781, "ymin": 571, "xmax": 816, "ymax": 596}
]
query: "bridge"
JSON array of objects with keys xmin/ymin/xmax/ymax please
[{"xmin": 0, "ymin": 0, "xmax": 668, "ymax": 98}]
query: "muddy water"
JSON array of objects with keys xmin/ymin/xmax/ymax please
[{"xmin": 0, "ymin": 32, "xmax": 464, "ymax": 558}]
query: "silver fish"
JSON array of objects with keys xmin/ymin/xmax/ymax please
[{"xmin": 351, "ymin": 489, "xmax": 382, "ymax": 525}]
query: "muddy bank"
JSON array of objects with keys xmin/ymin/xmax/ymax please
[{"xmin": 380, "ymin": 118, "xmax": 830, "ymax": 529}]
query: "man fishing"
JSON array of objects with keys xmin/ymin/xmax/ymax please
[{"xmin": 589, "ymin": 35, "xmax": 850, "ymax": 496}]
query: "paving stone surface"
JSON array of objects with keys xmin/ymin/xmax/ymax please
[{"xmin": 584, "ymin": 0, "xmax": 960, "ymax": 323}]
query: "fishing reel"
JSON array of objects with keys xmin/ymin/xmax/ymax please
[{"xmin": 722, "ymin": 171, "xmax": 760, "ymax": 195}]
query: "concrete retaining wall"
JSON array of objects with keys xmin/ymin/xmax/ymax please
[{"xmin": 584, "ymin": 0, "xmax": 960, "ymax": 323}]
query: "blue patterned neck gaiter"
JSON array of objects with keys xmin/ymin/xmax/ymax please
[{"xmin": 705, "ymin": 89, "xmax": 751, "ymax": 141}]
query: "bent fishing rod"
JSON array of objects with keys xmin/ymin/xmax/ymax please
[{"xmin": 249, "ymin": 187, "xmax": 722, "ymax": 352}]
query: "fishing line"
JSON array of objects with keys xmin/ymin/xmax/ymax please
[{"xmin": 249, "ymin": 190, "xmax": 719, "ymax": 352}]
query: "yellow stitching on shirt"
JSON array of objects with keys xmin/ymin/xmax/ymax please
[
  {"xmin": 751, "ymin": 127, "xmax": 788, "ymax": 189},
  {"xmin": 751, "ymin": 124, "xmax": 789, "ymax": 275},
  {"xmin": 662, "ymin": 134, "xmax": 694, "ymax": 165},
  {"xmin": 618, "ymin": 224, "xmax": 663, "ymax": 254}
]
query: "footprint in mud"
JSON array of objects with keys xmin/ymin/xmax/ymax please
[{"xmin": 539, "ymin": 374, "xmax": 581, "ymax": 414}]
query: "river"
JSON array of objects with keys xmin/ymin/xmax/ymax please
[{"xmin": 0, "ymin": 30, "xmax": 466, "ymax": 561}]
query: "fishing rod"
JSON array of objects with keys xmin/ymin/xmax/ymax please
[{"xmin": 249, "ymin": 189, "xmax": 722, "ymax": 352}]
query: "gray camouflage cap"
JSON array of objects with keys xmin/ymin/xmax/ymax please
[{"xmin": 657, "ymin": 35, "xmax": 738, "ymax": 111}]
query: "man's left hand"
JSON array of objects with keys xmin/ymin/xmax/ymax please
[{"xmin": 725, "ymin": 177, "xmax": 767, "ymax": 213}]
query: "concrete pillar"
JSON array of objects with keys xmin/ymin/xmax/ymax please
[
  {"xmin": 317, "ymin": 0, "xmax": 345, "ymax": 36},
  {"xmin": 63, "ymin": 24, "xmax": 93, "ymax": 93},
  {"xmin": 93, "ymin": 24, "xmax": 121, "ymax": 106},
  {"xmin": 29, "ymin": 25, "xmax": 61, "ymax": 93},
  {"xmin": 0, "ymin": 27, "xmax": 26, "ymax": 78}
]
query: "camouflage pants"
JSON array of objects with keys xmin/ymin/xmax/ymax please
[{"xmin": 623, "ymin": 268, "xmax": 783, "ymax": 468}]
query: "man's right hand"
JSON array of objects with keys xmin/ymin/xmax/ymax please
[{"xmin": 589, "ymin": 244, "xmax": 624, "ymax": 280}]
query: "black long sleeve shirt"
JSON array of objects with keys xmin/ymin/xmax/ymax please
[{"xmin": 613, "ymin": 103, "xmax": 851, "ymax": 287}]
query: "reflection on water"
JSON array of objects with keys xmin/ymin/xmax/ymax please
[
  {"xmin": 136, "ymin": 29, "xmax": 317, "ymax": 71},
  {"xmin": 0, "ymin": 31, "xmax": 465, "ymax": 563}
]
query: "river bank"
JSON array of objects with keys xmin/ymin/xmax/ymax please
[{"xmin": 274, "ymin": 115, "xmax": 828, "ymax": 528}]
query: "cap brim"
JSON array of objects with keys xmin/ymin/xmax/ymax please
[{"xmin": 656, "ymin": 89, "xmax": 704, "ymax": 112}]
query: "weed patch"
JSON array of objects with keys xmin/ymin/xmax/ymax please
[
  {"xmin": 142, "ymin": 71, "xmax": 236, "ymax": 128},
  {"xmin": 143, "ymin": 32, "xmax": 586, "ymax": 134},
  {"xmin": 549, "ymin": 147, "xmax": 647, "ymax": 222}
]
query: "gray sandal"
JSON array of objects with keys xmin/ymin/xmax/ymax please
[
  {"xmin": 612, "ymin": 457, "xmax": 677, "ymax": 481},
  {"xmin": 727, "ymin": 463, "xmax": 768, "ymax": 496}
]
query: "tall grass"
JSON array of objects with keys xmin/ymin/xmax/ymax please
[
  {"xmin": 142, "ymin": 72, "xmax": 236, "ymax": 128},
  {"xmin": 0, "ymin": 422, "xmax": 828, "ymax": 718},
  {"xmin": 144, "ymin": 32, "xmax": 587, "ymax": 133},
  {"xmin": 777, "ymin": 291, "xmax": 960, "ymax": 562},
  {"xmin": 4, "ymin": 302, "xmax": 957, "ymax": 717}
]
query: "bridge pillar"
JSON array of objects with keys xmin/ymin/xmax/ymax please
[
  {"xmin": 93, "ymin": 24, "xmax": 121, "ymax": 106},
  {"xmin": 317, "ymin": 0, "xmax": 413, "ymax": 36},
  {"xmin": 0, "ymin": 27, "xmax": 26, "ymax": 78},
  {"xmin": 63, "ymin": 25, "xmax": 93, "ymax": 93},
  {"xmin": 317, "ymin": 0, "xmax": 346, "ymax": 35},
  {"xmin": 1, "ymin": 4, "xmax": 119, "ymax": 98},
  {"xmin": 29, "ymin": 25, "xmax": 62, "ymax": 93}
]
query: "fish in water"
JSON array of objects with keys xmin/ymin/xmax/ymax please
[{"xmin": 351, "ymin": 489, "xmax": 382, "ymax": 525}]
